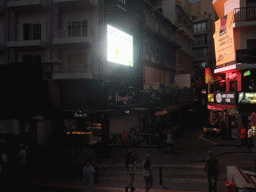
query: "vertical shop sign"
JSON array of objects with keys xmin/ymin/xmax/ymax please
[{"xmin": 214, "ymin": 10, "xmax": 235, "ymax": 67}]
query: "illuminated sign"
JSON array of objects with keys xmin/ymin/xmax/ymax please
[
  {"xmin": 74, "ymin": 112, "xmax": 87, "ymax": 118},
  {"xmin": 208, "ymin": 93, "xmax": 214, "ymax": 103},
  {"xmin": 107, "ymin": 25, "xmax": 133, "ymax": 67},
  {"xmin": 115, "ymin": 92, "xmax": 133, "ymax": 104},
  {"xmin": 207, "ymin": 105, "xmax": 225, "ymax": 111},
  {"xmin": 226, "ymin": 72, "xmax": 238, "ymax": 80},
  {"xmin": 238, "ymin": 92, "xmax": 256, "ymax": 104},
  {"xmin": 215, "ymin": 92, "xmax": 236, "ymax": 104},
  {"xmin": 244, "ymin": 70, "xmax": 251, "ymax": 76},
  {"xmin": 155, "ymin": 110, "xmax": 167, "ymax": 116}
]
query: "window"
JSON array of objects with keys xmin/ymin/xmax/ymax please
[
  {"xmin": 23, "ymin": 23, "xmax": 41, "ymax": 40},
  {"xmin": 195, "ymin": 48, "xmax": 207, "ymax": 58},
  {"xmin": 194, "ymin": 36, "xmax": 207, "ymax": 46},
  {"xmin": 68, "ymin": 20, "xmax": 88, "ymax": 37},
  {"xmin": 193, "ymin": 23, "xmax": 207, "ymax": 33}
]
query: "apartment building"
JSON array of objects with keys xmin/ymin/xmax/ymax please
[
  {"xmin": 208, "ymin": 0, "xmax": 256, "ymax": 139},
  {"xmin": 190, "ymin": 0, "xmax": 217, "ymax": 81},
  {"xmin": 154, "ymin": 0, "xmax": 194, "ymax": 88},
  {"xmin": 0, "ymin": 0, "xmax": 180, "ymax": 145}
]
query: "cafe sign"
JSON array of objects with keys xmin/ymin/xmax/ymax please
[{"xmin": 215, "ymin": 92, "xmax": 236, "ymax": 104}]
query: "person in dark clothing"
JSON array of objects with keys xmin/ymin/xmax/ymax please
[
  {"xmin": 125, "ymin": 150, "xmax": 136, "ymax": 192},
  {"xmin": 204, "ymin": 151, "xmax": 220, "ymax": 192}
]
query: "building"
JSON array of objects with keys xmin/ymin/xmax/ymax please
[
  {"xmin": 190, "ymin": 0, "xmax": 217, "ymax": 84},
  {"xmin": 152, "ymin": 0, "xmax": 194, "ymax": 88},
  {"xmin": 0, "ymin": 0, "xmax": 181, "ymax": 147},
  {"xmin": 208, "ymin": 0, "xmax": 256, "ymax": 140}
]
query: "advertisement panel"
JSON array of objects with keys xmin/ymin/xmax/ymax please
[
  {"xmin": 107, "ymin": 25, "xmax": 133, "ymax": 67},
  {"xmin": 238, "ymin": 92, "xmax": 256, "ymax": 104},
  {"xmin": 214, "ymin": 10, "xmax": 235, "ymax": 67},
  {"xmin": 208, "ymin": 93, "xmax": 215, "ymax": 103},
  {"xmin": 215, "ymin": 92, "xmax": 236, "ymax": 105},
  {"xmin": 212, "ymin": 0, "xmax": 226, "ymax": 19}
]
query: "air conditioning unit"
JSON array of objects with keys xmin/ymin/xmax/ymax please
[{"xmin": 151, "ymin": 56, "xmax": 155, "ymax": 63}]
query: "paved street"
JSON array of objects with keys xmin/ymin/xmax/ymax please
[{"xmin": 4, "ymin": 128, "xmax": 255, "ymax": 192}]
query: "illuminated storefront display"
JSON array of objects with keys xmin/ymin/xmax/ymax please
[
  {"xmin": 107, "ymin": 25, "xmax": 133, "ymax": 67},
  {"xmin": 238, "ymin": 92, "xmax": 256, "ymax": 104},
  {"xmin": 208, "ymin": 93, "xmax": 214, "ymax": 103},
  {"xmin": 215, "ymin": 92, "xmax": 236, "ymax": 104}
]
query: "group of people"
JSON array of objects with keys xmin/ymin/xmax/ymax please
[
  {"xmin": 203, "ymin": 115, "xmax": 225, "ymax": 144},
  {"xmin": 239, "ymin": 125, "xmax": 254, "ymax": 149},
  {"xmin": 125, "ymin": 150, "xmax": 153, "ymax": 192}
]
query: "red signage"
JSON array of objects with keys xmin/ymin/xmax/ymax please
[
  {"xmin": 226, "ymin": 72, "xmax": 238, "ymax": 80},
  {"xmin": 208, "ymin": 105, "xmax": 225, "ymax": 111}
]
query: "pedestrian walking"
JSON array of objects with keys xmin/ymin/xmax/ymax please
[
  {"xmin": 0, "ymin": 148, "xmax": 9, "ymax": 187},
  {"xmin": 17, "ymin": 143, "xmax": 27, "ymax": 179},
  {"xmin": 239, "ymin": 125, "xmax": 247, "ymax": 147},
  {"xmin": 204, "ymin": 151, "xmax": 220, "ymax": 192},
  {"xmin": 83, "ymin": 160, "xmax": 95, "ymax": 192},
  {"xmin": 247, "ymin": 126, "xmax": 254, "ymax": 150},
  {"xmin": 142, "ymin": 154, "xmax": 153, "ymax": 192},
  {"xmin": 125, "ymin": 150, "xmax": 136, "ymax": 192}
]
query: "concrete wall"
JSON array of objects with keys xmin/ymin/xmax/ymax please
[
  {"xmin": 225, "ymin": 0, "xmax": 240, "ymax": 16},
  {"xmin": 175, "ymin": 74, "xmax": 191, "ymax": 88},
  {"xmin": 227, "ymin": 166, "xmax": 250, "ymax": 192},
  {"xmin": 162, "ymin": 0, "xmax": 176, "ymax": 25}
]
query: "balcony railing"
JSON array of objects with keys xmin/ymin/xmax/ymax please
[{"xmin": 234, "ymin": 6, "xmax": 256, "ymax": 22}]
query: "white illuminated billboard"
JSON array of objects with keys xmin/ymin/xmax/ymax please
[{"xmin": 107, "ymin": 25, "xmax": 133, "ymax": 67}]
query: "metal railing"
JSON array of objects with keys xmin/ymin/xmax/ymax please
[{"xmin": 234, "ymin": 6, "xmax": 256, "ymax": 22}]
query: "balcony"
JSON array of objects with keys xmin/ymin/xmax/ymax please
[
  {"xmin": 52, "ymin": 0, "xmax": 98, "ymax": 11},
  {"xmin": 52, "ymin": 62, "xmax": 93, "ymax": 80},
  {"xmin": 7, "ymin": 0, "xmax": 47, "ymax": 12},
  {"xmin": 234, "ymin": 6, "xmax": 256, "ymax": 27},
  {"xmin": 177, "ymin": 22, "xmax": 193, "ymax": 40},
  {"xmin": 52, "ymin": 36, "xmax": 92, "ymax": 47},
  {"xmin": 7, "ymin": 40, "xmax": 47, "ymax": 49}
]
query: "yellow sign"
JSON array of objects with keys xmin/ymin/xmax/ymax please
[{"xmin": 214, "ymin": 10, "xmax": 235, "ymax": 67}]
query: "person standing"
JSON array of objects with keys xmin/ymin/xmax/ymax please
[
  {"xmin": 239, "ymin": 125, "xmax": 247, "ymax": 147},
  {"xmin": 142, "ymin": 154, "xmax": 153, "ymax": 192},
  {"xmin": 125, "ymin": 150, "xmax": 136, "ymax": 192},
  {"xmin": 0, "ymin": 148, "xmax": 9, "ymax": 187},
  {"xmin": 204, "ymin": 151, "xmax": 220, "ymax": 192},
  {"xmin": 17, "ymin": 143, "xmax": 27, "ymax": 179},
  {"xmin": 83, "ymin": 160, "xmax": 95, "ymax": 192},
  {"xmin": 247, "ymin": 126, "xmax": 254, "ymax": 150}
]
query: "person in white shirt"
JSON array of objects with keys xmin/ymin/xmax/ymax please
[
  {"xmin": 247, "ymin": 126, "xmax": 254, "ymax": 150},
  {"xmin": 142, "ymin": 154, "xmax": 153, "ymax": 192}
]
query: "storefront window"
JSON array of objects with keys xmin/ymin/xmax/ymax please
[{"xmin": 63, "ymin": 118, "xmax": 102, "ymax": 144}]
